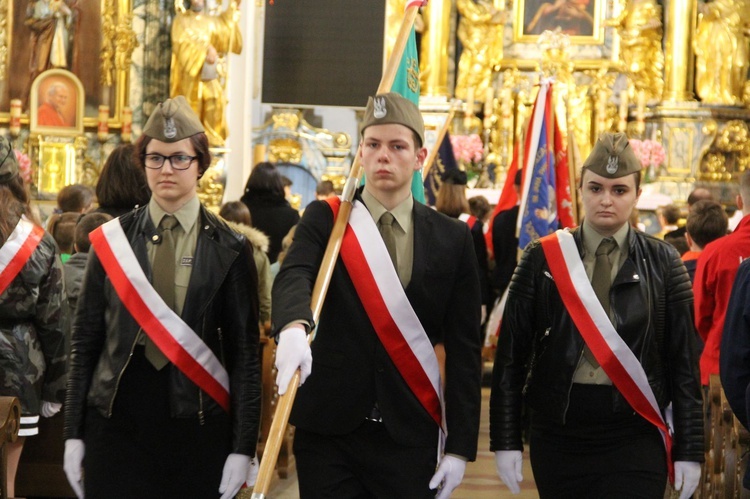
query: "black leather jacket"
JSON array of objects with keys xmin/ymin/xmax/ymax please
[
  {"xmin": 63, "ymin": 205, "xmax": 261, "ymax": 456},
  {"xmin": 490, "ymin": 227, "xmax": 704, "ymax": 463}
]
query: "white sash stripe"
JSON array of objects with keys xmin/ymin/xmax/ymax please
[
  {"xmin": 21, "ymin": 415, "xmax": 39, "ymax": 424},
  {"xmin": 100, "ymin": 219, "xmax": 229, "ymax": 393},
  {"xmin": 0, "ymin": 217, "xmax": 34, "ymax": 274},
  {"xmin": 555, "ymin": 231, "xmax": 664, "ymax": 423},
  {"xmin": 348, "ymin": 201, "xmax": 444, "ymax": 412}
]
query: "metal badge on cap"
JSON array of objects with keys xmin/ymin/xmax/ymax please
[
  {"xmin": 606, "ymin": 155, "xmax": 619, "ymax": 175},
  {"xmin": 373, "ymin": 97, "xmax": 387, "ymax": 118},
  {"xmin": 164, "ymin": 118, "xmax": 177, "ymax": 139}
]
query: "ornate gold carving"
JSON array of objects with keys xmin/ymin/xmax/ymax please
[
  {"xmin": 700, "ymin": 120, "xmax": 750, "ymax": 181},
  {"xmin": 0, "ymin": 0, "xmax": 8, "ymax": 79},
  {"xmin": 115, "ymin": 14, "xmax": 139, "ymax": 72},
  {"xmin": 268, "ymin": 138, "xmax": 303, "ymax": 164},
  {"xmin": 100, "ymin": 0, "xmax": 116, "ymax": 87},
  {"xmin": 272, "ymin": 113, "xmax": 300, "ymax": 131},
  {"xmin": 455, "ymin": 0, "xmax": 505, "ymax": 101}
]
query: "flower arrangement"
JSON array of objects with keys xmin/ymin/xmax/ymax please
[
  {"xmin": 14, "ymin": 150, "xmax": 32, "ymax": 185},
  {"xmin": 628, "ymin": 139, "xmax": 665, "ymax": 168},
  {"xmin": 450, "ymin": 134, "xmax": 484, "ymax": 164}
]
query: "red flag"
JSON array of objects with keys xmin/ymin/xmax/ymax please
[{"xmin": 553, "ymin": 100, "xmax": 576, "ymax": 229}]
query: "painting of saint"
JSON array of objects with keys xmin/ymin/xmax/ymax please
[
  {"xmin": 524, "ymin": 0, "xmax": 596, "ymax": 36},
  {"xmin": 37, "ymin": 81, "xmax": 74, "ymax": 127}
]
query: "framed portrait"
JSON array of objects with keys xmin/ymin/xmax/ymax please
[
  {"xmin": 0, "ymin": 0, "xmax": 134, "ymax": 129},
  {"xmin": 513, "ymin": 0, "xmax": 605, "ymax": 44},
  {"xmin": 30, "ymin": 69, "xmax": 85, "ymax": 136}
]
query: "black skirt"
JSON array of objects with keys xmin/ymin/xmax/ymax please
[
  {"xmin": 83, "ymin": 346, "xmax": 232, "ymax": 499},
  {"xmin": 529, "ymin": 383, "xmax": 667, "ymax": 499}
]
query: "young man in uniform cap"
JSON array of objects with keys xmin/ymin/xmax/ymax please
[
  {"xmin": 63, "ymin": 95, "xmax": 261, "ymax": 499},
  {"xmin": 272, "ymin": 92, "xmax": 483, "ymax": 498},
  {"xmin": 491, "ymin": 132, "xmax": 704, "ymax": 498}
]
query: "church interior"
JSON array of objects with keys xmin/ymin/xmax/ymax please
[{"xmin": 1, "ymin": 0, "xmax": 749, "ymax": 497}]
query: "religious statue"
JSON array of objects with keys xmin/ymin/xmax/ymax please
[
  {"xmin": 455, "ymin": 0, "xmax": 505, "ymax": 101},
  {"xmin": 26, "ymin": 0, "xmax": 78, "ymax": 85},
  {"xmin": 170, "ymin": 0, "xmax": 243, "ymax": 147},
  {"xmin": 693, "ymin": 0, "xmax": 750, "ymax": 105},
  {"xmin": 608, "ymin": 0, "xmax": 664, "ymax": 103}
]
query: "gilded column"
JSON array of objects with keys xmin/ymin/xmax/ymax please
[
  {"xmin": 420, "ymin": 0, "xmax": 452, "ymax": 97},
  {"xmin": 663, "ymin": 0, "xmax": 697, "ymax": 101}
]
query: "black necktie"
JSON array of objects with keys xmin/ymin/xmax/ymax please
[{"xmin": 145, "ymin": 215, "xmax": 178, "ymax": 370}]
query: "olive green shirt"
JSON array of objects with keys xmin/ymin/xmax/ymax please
[{"xmin": 572, "ymin": 220, "xmax": 630, "ymax": 385}]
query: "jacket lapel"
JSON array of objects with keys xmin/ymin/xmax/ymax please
[{"xmin": 406, "ymin": 203, "xmax": 433, "ymax": 294}]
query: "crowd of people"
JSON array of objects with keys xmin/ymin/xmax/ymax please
[{"xmin": 3, "ymin": 91, "xmax": 750, "ymax": 499}]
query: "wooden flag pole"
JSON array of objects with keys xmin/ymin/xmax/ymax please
[{"xmin": 251, "ymin": 5, "xmax": 422, "ymax": 497}]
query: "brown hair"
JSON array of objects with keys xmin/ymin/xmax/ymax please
[
  {"xmin": 219, "ymin": 201, "xmax": 252, "ymax": 227},
  {"xmin": 468, "ymin": 195, "xmax": 491, "ymax": 220},
  {"xmin": 134, "ymin": 132, "xmax": 211, "ymax": 178},
  {"xmin": 686, "ymin": 200, "xmax": 728, "ymax": 249},
  {"xmin": 57, "ymin": 184, "xmax": 94, "ymax": 213},
  {"xmin": 47, "ymin": 212, "xmax": 82, "ymax": 254},
  {"xmin": 96, "ymin": 143, "xmax": 151, "ymax": 210},
  {"xmin": 436, "ymin": 183, "xmax": 470, "ymax": 219},
  {"xmin": 75, "ymin": 212, "xmax": 112, "ymax": 253},
  {"xmin": 0, "ymin": 176, "xmax": 37, "ymax": 245}
]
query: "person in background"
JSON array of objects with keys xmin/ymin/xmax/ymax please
[
  {"xmin": 281, "ymin": 175, "xmax": 294, "ymax": 202},
  {"xmin": 57, "ymin": 184, "xmax": 93, "ymax": 214},
  {"xmin": 315, "ymin": 179, "xmax": 337, "ymax": 201},
  {"xmin": 240, "ymin": 162, "xmax": 300, "ymax": 267},
  {"xmin": 492, "ymin": 132, "xmax": 703, "ymax": 499},
  {"xmin": 665, "ymin": 187, "xmax": 713, "ymax": 239},
  {"xmin": 219, "ymin": 200, "xmax": 272, "ymax": 329},
  {"xmin": 694, "ymin": 170, "xmax": 750, "ymax": 386},
  {"xmin": 491, "ymin": 169, "xmax": 522, "ymax": 298},
  {"xmin": 435, "ymin": 169, "xmax": 470, "ymax": 219},
  {"xmin": 468, "ymin": 195, "xmax": 493, "ymax": 326},
  {"xmin": 46, "ymin": 211, "xmax": 80, "ymax": 263},
  {"xmin": 272, "ymin": 92, "xmax": 482, "ymax": 498},
  {"xmin": 63, "ymin": 212, "xmax": 112, "ymax": 335},
  {"xmin": 656, "ymin": 203, "xmax": 681, "ymax": 239},
  {"xmin": 0, "ymin": 136, "xmax": 67, "ymax": 498},
  {"xmin": 92, "ymin": 143, "xmax": 151, "ymax": 218},
  {"xmin": 681, "ymin": 200, "xmax": 728, "ymax": 284},
  {"xmin": 63, "ymin": 96, "xmax": 261, "ymax": 499}
]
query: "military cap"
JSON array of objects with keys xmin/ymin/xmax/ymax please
[
  {"xmin": 582, "ymin": 132, "xmax": 642, "ymax": 178},
  {"xmin": 0, "ymin": 136, "xmax": 18, "ymax": 184},
  {"xmin": 142, "ymin": 95, "xmax": 204, "ymax": 142},
  {"xmin": 360, "ymin": 92, "xmax": 425, "ymax": 146}
]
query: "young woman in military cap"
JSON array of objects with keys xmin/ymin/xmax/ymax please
[
  {"xmin": 0, "ymin": 136, "xmax": 67, "ymax": 498},
  {"xmin": 63, "ymin": 96, "xmax": 261, "ymax": 499},
  {"xmin": 491, "ymin": 132, "xmax": 704, "ymax": 498}
]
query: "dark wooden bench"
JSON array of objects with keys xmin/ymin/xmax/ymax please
[{"xmin": 0, "ymin": 397, "xmax": 21, "ymax": 499}]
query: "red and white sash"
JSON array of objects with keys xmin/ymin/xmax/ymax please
[
  {"xmin": 0, "ymin": 217, "xmax": 44, "ymax": 297},
  {"xmin": 326, "ymin": 198, "xmax": 445, "ymax": 432},
  {"xmin": 540, "ymin": 229, "xmax": 674, "ymax": 481},
  {"xmin": 89, "ymin": 219, "xmax": 230, "ymax": 412}
]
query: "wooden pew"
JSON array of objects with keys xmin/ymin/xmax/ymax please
[
  {"xmin": 698, "ymin": 374, "xmax": 750, "ymax": 498},
  {"xmin": 15, "ymin": 411, "xmax": 74, "ymax": 498},
  {"xmin": 0, "ymin": 397, "xmax": 21, "ymax": 499}
]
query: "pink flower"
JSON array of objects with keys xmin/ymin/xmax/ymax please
[
  {"xmin": 450, "ymin": 134, "xmax": 484, "ymax": 164},
  {"xmin": 628, "ymin": 139, "xmax": 664, "ymax": 167}
]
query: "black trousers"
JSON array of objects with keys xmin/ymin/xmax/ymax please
[
  {"xmin": 83, "ymin": 346, "xmax": 232, "ymax": 499},
  {"xmin": 293, "ymin": 421, "xmax": 437, "ymax": 498},
  {"xmin": 530, "ymin": 384, "xmax": 667, "ymax": 499}
]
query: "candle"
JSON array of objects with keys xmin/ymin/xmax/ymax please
[
  {"xmin": 484, "ymin": 87, "xmax": 494, "ymax": 116},
  {"xmin": 9, "ymin": 99, "xmax": 21, "ymax": 136},
  {"xmin": 98, "ymin": 105, "xmax": 109, "ymax": 141},
  {"xmin": 466, "ymin": 87, "xmax": 475, "ymax": 116},
  {"xmin": 121, "ymin": 106, "xmax": 132, "ymax": 143},
  {"xmin": 618, "ymin": 91, "xmax": 629, "ymax": 132},
  {"xmin": 636, "ymin": 90, "xmax": 646, "ymax": 135}
]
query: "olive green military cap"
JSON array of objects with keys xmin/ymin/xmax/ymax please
[
  {"xmin": 142, "ymin": 95, "xmax": 204, "ymax": 142},
  {"xmin": 582, "ymin": 132, "xmax": 642, "ymax": 178},
  {"xmin": 0, "ymin": 136, "xmax": 18, "ymax": 184},
  {"xmin": 360, "ymin": 92, "xmax": 425, "ymax": 146}
]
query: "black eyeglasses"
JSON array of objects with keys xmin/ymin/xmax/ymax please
[{"xmin": 142, "ymin": 153, "xmax": 198, "ymax": 170}]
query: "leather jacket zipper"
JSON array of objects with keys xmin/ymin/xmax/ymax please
[{"xmin": 108, "ymin": 331, "xmax": 140, "ymax": 417}]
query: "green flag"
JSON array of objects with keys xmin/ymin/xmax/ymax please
[{"xmin": 392, "ymin": 26, "xmax": 426, "ymax": 203}]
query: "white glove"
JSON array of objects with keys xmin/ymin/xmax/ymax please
[
  {"xmin": 674, "ymin": 461, "xmax": 701, "ymax": 499},
  {"xmin": 218, "ymin": 453, "xmax": 250, "ymax": 499},
  {"xmin": 275, "ymin": 325, "xmax": 312, "ymax": 395},
  {"xmin": 495, "ymin": 450, "xmax": 523, "ymax": 494},
  {"xmin": 429, "ymin": 454, "xmax": 467, "ymax": 499},
  {"xmin": 64, "ymin": 439, "xmax": 85, "ymax": 499},
  {"xmin": 40, "ymin": 400, "xmax": 62, "ymax": 418},
  {"xmin": 245, "ymin": 454, "xmax": 259, "ymax": 487}
]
